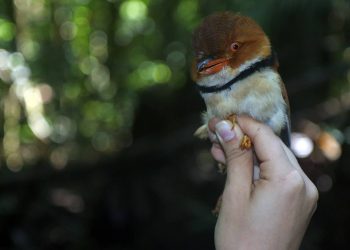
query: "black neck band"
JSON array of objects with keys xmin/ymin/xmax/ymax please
[{"xmin": 196, "ymin": 52, "xmax": 276, "ymax": 94}]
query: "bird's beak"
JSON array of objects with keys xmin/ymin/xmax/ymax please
[{"xmin": 197, "ymin": 56, "xmax": 230, "ymax": 75}]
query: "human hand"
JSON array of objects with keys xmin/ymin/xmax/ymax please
[{"xmin": 209, "ymin": 116, "xmax": 318, "ymax": 250}]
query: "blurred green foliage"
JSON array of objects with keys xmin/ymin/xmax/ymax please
[
  {"xmin": 0, "ymin": 0, "xmax": 349, "ymax": 171},
  {"xmin": 0, "ymin": 0, "xmax": 350, "ymax": 249}
]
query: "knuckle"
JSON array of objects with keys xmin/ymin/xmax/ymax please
[
  {"xmin": 306, "ymin": 183, "xmax": 319, "ymax": 214},
  {"xmin": 226, "ymin": 147, "xmax": 248, "ymax": 165},
  {"xmin": 250, "ymin": 122, "xmax": 275, "ymax": 142},
  {"xmin": 307, "ymin": 182, "xmax": 319, "ymax": 204},
  {"xmin": 251, "ymin": 124, "xmax": 264, "ymax": 141},
  {"xmin": 281, "ymin": 170, "xmax": 305, "ymax": 194}
]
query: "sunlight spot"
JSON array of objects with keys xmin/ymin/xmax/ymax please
[
  {"xmin": 3, "ymin": 133, "xmax": 20, "ymax": 153},
  {"xmin": 60, "ymin": 21, "xmax": 77, "ymax": 40},
  {"xmin": 90, "ymin": 64, "xmax": 110, "ymax": 91},
  {"xmin": 318, "ymin": 131, "xmax": 342, "ymax": 161},
  {"xmin": 14, "ymin": 0, "xmax": 31, "ymax": 10},
  {"xmin": 175, "ymin": 0, "xmax": 199, "ymax": 29},
  {"xmin": 28, "ymin": 114, "xmax": 52, "ymax": 139},
  {"xmin": 50, "ymin": 188, "xmax": 84, "ymax": 213},
  {"xmin": 291, "ymin": 133, "xmax": 314, "ymax": 158},
  {"xmin": 90, "ymin": 31, "xmax": 108, "ymax": 60},
  {"xmin": 166, "ymin": 51, "xmax": 186, "ymax": 69},
  {"xmin": 152, "ymin": 63, "xmax": 171, "ymax": 83},
  {"xmin": 79, "ymin": 56, "xmax": 98, "ymax": 75},
  {"xmin": 11, "ymin": 65, "xmax": 31, "ymax": 82},
  {"xmin": 50, "ymin": 147, "xmax": 69, "ymax": 170},
  {"xmin": 0, "ymin": 49, "xmax": 10, "ymax": 69},
  {"xmin": 8, "ymin": 52, "xmax": 25, "ymax": 69},
  {"xmin": 21, "ymin": 145, "xmax": 39, "ymax": 165},
  {"xmin": 120, "ymin": 0, "xmax": 148, "ymax": 21},
  {"xmin": 19, "ymin": 40, "xmax": 40, "ymax": 61},
  {"xmin": 23, "ymin": 87, "xmax": 42, "ymax": 112},
  {"xmin": 323, "ymin": 98, "xmax": 341, "ymax": 117},
  {"xmin": 0, "ymin": 19, "xmax": 15, "ymax": 41},
  {"xmin": 7, "ymin": 153, "xmax": 23, "ymax": 172},
  {"xmin": 50, "ymin": 116, "xmax": 76, "ymax": 143},
  {"xmin": 39, "ymin": 84, "xmax": 54, "ymax": 103},
  {"xmin": 138, "ymin": 61, "xmax": 171, "ymax": 83},
  {"xmin": 64, "ymin": 83, "xmax": 82, "ymax": 100},
  {"xmin": 316, "ymin": 174, "xmax": 333, "ymax": 192},
  {"xmin": 92, "ymin": 132, "xmax": 112, "ymax": 152}
]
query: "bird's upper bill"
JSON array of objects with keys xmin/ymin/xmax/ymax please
[{"xmin": 196, "ymin": 57, "xmax": 231, "ymax": 75}]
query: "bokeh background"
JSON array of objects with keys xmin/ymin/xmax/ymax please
[{"xmin": 0, "ymin": 0, "xmax": 349, "ymax": 249}]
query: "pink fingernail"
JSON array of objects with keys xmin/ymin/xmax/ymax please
[{"xmin": 215, "ymin": 121, "xmax": 235, "ymax": 142}]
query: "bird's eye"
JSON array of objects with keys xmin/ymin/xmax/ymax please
[{"xmin": 230, "ymin": 42, "xmax": 240, "ymax": 51}]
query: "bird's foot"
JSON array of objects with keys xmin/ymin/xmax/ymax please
[
  {"xmin": 240, "ymin": 135, "xmax": 252, "ymax": 150},
  {"xmin": 226, "ymin": 114, "xmax": 237, "ymax": 125},
  {"xmin": 226, "ymin": 114, "xmax": 252, "ymax": 150},
  {"xmin": 217, "ymin": 163, "xmax": 226, "ymax": 174}
]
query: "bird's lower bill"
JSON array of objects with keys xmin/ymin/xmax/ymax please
[{"xmin": 198, "ymin": 58, "xmax": 230, "ymax": 75}]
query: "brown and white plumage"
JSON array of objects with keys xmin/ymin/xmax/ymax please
[{"xmin": 192, "ymin": 11, "xmax": 290, "ymax": 147}]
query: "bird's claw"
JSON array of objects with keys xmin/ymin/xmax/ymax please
[
  {"xmin": 217, "ymin": 163, "xmax": 226, "ymax": 174},
  {"xmin": 226, "ymin": 114, "xmax": 252, "ymax": 150},
  {"xmin": 212, "ymin": 195, "xmax": 222, "ymax": 216},
  {"xmin": 240, "ymin": 135, "xmax": 252, "ymax": 150},
  {"xmin": 226, "ymin": 114, "xmax": 237, "ymax": 125}
]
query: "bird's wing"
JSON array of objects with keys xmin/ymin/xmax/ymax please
[
  {"xmin": 279, "ymin": 80, "xmax": 291, "ymax": 147},
  {"xmin": 280, "ymin": 116, "xmax": 291, "ymax": 148}
]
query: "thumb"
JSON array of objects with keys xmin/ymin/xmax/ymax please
[{"xmin": 215, "ymin": 120, "xmax": 254, "ymax": 194}]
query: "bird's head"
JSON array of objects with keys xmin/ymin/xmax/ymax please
[{"xmin": 192, "ymin": 12, "xmax": 272, "ymax": 81}]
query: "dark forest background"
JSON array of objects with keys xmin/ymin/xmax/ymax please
[{"xmin": 0, "ymin": 0, "xmax": 350, "ymax": 249}]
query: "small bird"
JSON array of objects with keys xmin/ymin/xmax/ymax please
[{"xmin": 192, "ymin": 11, "xmax": 290, "ymax": 149}]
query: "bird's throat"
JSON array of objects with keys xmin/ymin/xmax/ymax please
[{"xmin": 196, "ymin": 53, "xmax": 276, "ymax": 94}]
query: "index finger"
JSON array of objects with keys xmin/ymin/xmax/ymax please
[{"xmin": 237, "ymin": 115, "xmax": 293, "ymax": 177}]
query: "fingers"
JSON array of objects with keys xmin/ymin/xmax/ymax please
[
  {"xmin": 214, "ymin": 120, "xmax": 254, "ymax": 195},
  {"xmin": 281, "ymin": 143, "xmax": 319, "ymax": 207},
  {"xmin": 208, "ymin": 118, "xmax": 220, "ymax": 143},
  {"xmin": 209, "ymin": 115, "xmax": 314, "ymax": 191},
  {"xmin": 236, "ymin": 116, "xmax": 319, "ymax": 205},
  {"xmin": 236, "ymin": 116, "xmax": 282, "ymax": 162},
  {"xmin": 209, "ymin": 118, "xmax": 226, "ymax": 164},
  {"xmin": 236, "ymin": 116, "xmax": 295, "ymax": 179},
  {"xmin": 211, "ymin": 143, "xmax": 226, "ymax": 164}
]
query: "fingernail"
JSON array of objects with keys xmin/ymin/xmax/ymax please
[
  {"xmin": 215, "ymin": 121, "xmax": 235, "ymax": 142},
  {"xmin": 208, "ymin": 130, "xmax": 218, "ymax": 143}
]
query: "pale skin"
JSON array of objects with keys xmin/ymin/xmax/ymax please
[{"xmin": 208, "ymin": 116, "xmax": 318, "ymax": 250}]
